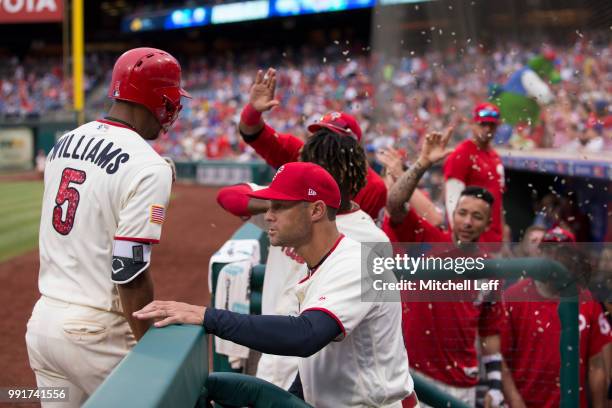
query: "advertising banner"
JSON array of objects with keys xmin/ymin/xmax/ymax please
[
  {"xmin": 0, "ymin": 127, "xmax": 34, "ymax": 171},
  {"xmin": 0, "ymin": 0, "xmax": 63, "ymax": 23}
]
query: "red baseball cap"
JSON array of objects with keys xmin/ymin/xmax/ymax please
[
  {"xmin": 307, "ymin": 111, "xmax": 362, "ymax": 141},
  {"xmin": 247, "ymin": 162, "xmax": 341, "ymax": 209},
  {"xmin": 542, "ymin": 227, "xmax": 576, "ymax": 243},
  {"xmin": 473, "ymin": 103, "xmax": 501, "ymax": 124}
]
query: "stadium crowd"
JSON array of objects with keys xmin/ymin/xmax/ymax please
[
  {"xmin": 2, "ymin": 34, "xmax": 610, "ymax": 159},
  {"xmin": 0, "ymin": 54, "xmax": 112, "ymax": 118},
  {"xmin": 164, "ymin": 35, "xmax": 612, "ymax": 159}
]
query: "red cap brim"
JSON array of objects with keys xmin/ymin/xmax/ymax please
[
  {"xmin": 180, "ymin": 88, "xmax": 192, "ymax": 99},
  {"xmin": 474, "ymin": 117, "xmax": 499, "ymax": 124},
  {"xmin": 307, "ymin": 123, "xmax": 358, "ymax": 140},
  {"xmin": 247, "ymin": 187, "xmax": 303, "ymax": 202}
]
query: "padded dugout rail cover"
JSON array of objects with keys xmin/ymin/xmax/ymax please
[{"xmin": 84, "ymin": 325, "xmax": 208, "ymax": 408}]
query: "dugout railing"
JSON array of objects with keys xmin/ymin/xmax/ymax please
[
  {"xmin": 208, "ymin": 223, "xmax": 473, "ymax": 408},
  {"xmin": 84, "ymin": 222, "xmax": 578, "ymax": 408},
  {"xmin": 209, "ymin": 225, "xmax": 580, "ymax": 408}
]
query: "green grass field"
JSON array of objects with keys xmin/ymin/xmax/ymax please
[{"xmin": 0, "ymin": 181, "xmax": 43, "ymax": 262}]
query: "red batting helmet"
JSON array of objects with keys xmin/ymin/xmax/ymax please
[
  {"xmin": 108, "ymin": 47, "xmax": 191, "ymax": 132},
  {"xmin": 307, "ymin": 111, "xmax": 363, "ymax": 141},
  {"xmin": 473, "ymin": 102, "xmax": 501, "ymax": 124}
]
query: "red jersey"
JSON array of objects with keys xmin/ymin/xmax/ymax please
[
  {"xmin": 502, "ymin": 279, "xmax": 612, "ymax": 407},
  {"xmin": 246, "ymin": 124, "xmax": 387, "ymax": 220},
  {"xmin": 383, "ymin": 210, "xmax": 505, "ymax": 387},
  {"xmin": 443, "ymin": 139, "xmax": 505, "ymax": 242},
  {"xmin": 382, "ymin": 208, "xmax": 451, "ymax": 243}
]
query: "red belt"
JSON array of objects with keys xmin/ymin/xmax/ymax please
[{"xmin": 402, "ymin": 391, "xmax": 419, "ymax": 408}]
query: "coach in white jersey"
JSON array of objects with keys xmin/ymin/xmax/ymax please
[
  {"xmin": 135, "ymin": 162, "xmax": 417, "ymax": 408},
  {"xmin": 25, "ymin": 47, "xmax": 190, "ymax": 406},
  {"xmin": 216, "ymin": 195, "xmax": 390, "ymax": 388}
]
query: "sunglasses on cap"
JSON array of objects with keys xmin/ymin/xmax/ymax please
[
  {"xmin": 543, "ymin": 230, "xmax": 574, "ymax": 243},
  {"xmin": 476, "ymin": 109, "xmax": 500, "ymax": 119},
  {"xmin": 313, "ymin": 119, "xmax": 358, "ymax": 140},
  {"xmin": 326, "ymin": 120, "xmax": 354, "ymax": 134}
]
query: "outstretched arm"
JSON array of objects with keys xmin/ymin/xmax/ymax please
[
  {"xmin": 588, "ymin": 352, "xmax": 607, "ymax": 408},
  {"xmin": 238, "ymin": 68, "xmax": 279, "ymax": 136},
  {"xmin": 238, "ymin": 68, "xmax": 304, "ymax": 167},
  {"xmin": 216, "ymin": 183, "xmax": 269, "ymax": 219},
  {"xmin": 387, "ymin": 128, "xmax": 453, "ymax": 224},
  {"xmin": 133, "ymin": 301, "xmax": 341, "ymax": 358},
  {"xmin": 377, "ymin": 147, "xmax": 443, "ymax": 226},
  {"xmin": 118, "ymin": 270, "xmax": 154, "ymax": 340}
]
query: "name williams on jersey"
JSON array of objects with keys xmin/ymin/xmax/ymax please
[{"xmin": 48, "ymin": 134, "xmax": 130, "ymax": 175}]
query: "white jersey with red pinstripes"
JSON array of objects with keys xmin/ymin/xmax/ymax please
[{"xmin": 38, "ymin": 119, "xmax": 172, "ymax": 312}]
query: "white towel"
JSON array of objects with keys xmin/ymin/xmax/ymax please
[
  {"xmin": 208, "ymin": 239, "xmax": 260, "ymax": 292},
  {"xmin": 209, "ymin": 238, "xmax": 260, "ymax": 367},
  {"xmin": 214, "ymin": 259, "xmax": 253, "ymax": 361}
]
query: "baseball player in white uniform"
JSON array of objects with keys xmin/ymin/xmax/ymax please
[
  {"xmin": 135, "ymin": 162, "xmax": 418, "ymax": 407},
  {"xmin": 25, "ymin": 47, "xmax": 190, "ymax": 407}
]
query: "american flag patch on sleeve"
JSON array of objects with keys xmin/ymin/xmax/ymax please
[{"xmin": 150, "ymin": 205, "xmax": 166, "ymax": 225}]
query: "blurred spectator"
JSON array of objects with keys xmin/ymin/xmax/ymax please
[
  {"xmin": 564, "ymin": 120, "xmax": 605, "ymax": 152},
  {"xmin": 2, "ymin": 31, "xmax": 610, "ymax": 160},
  {"xmin": 35, "ymin": 149, "xmax": 46, "ymax": 178},
  {"xmin": 513, "ymin": 225, "xmax": 547, "ymax": 258}
]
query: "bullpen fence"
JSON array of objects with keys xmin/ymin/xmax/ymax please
[{"xmin": 175, "ymin": 160, "xmax": 274, "ymax": 186}]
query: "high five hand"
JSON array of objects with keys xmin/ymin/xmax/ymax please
[
  {"xmin": 249, "ymin": 68, "xmax": 280, "ymax": 113},
  {"xmin": 418, "ymin": 126, "xmax": 454, "ymax": 166}
]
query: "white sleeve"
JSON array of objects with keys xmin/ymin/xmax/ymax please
[
  {"xmin": 301, "ymin": 256, "xmax": 371, "ymax": 339},
  {"xmin": 115, "ymin": 164, "xmax": 173, "ymax": 244},
  {"xmin": 521, "ymin": 70, "xmax": 553, "ymax": 104},
  {"xmin": 585, "ymin": 137, "xmax": 604, "ymax": 152},
  {"xmin": 445, "ymin": 178, "xmax": 465, "ymax": 224}
]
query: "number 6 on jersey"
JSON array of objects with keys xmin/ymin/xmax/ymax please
[{"xmin": 52, "ymin": 168, "xmax": 86, "ymax": 235}]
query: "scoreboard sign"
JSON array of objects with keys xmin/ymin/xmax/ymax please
[{"xmin": 0, "ymin": 0, "xmax": 63, "ymax": 23}]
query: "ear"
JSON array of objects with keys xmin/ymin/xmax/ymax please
[
  {"xmin": 484, "ymin": 208, "xmax": 492, "ymax": 230},
  {"xmin": 310, "ymin": 200, "xmax": 327, "ymax": 222}
]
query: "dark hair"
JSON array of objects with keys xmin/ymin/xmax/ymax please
[
  {"xmin": 541, "ymin": 244, "xmax": 592, "ymax": 288},
  {"xmin": 301, "ymin": 202, "xmax": 337, "ymax": 221},
  {"xmin": 300, "ymin": 129, "xmax": 367, "ymax": 212},
  {"xmin": 460, "ymin": 186, "xmax": 494, "ymax": 207},
  {"xmin": 326, "ymin": 206, "xmax": 338, "ymax": 221}
]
